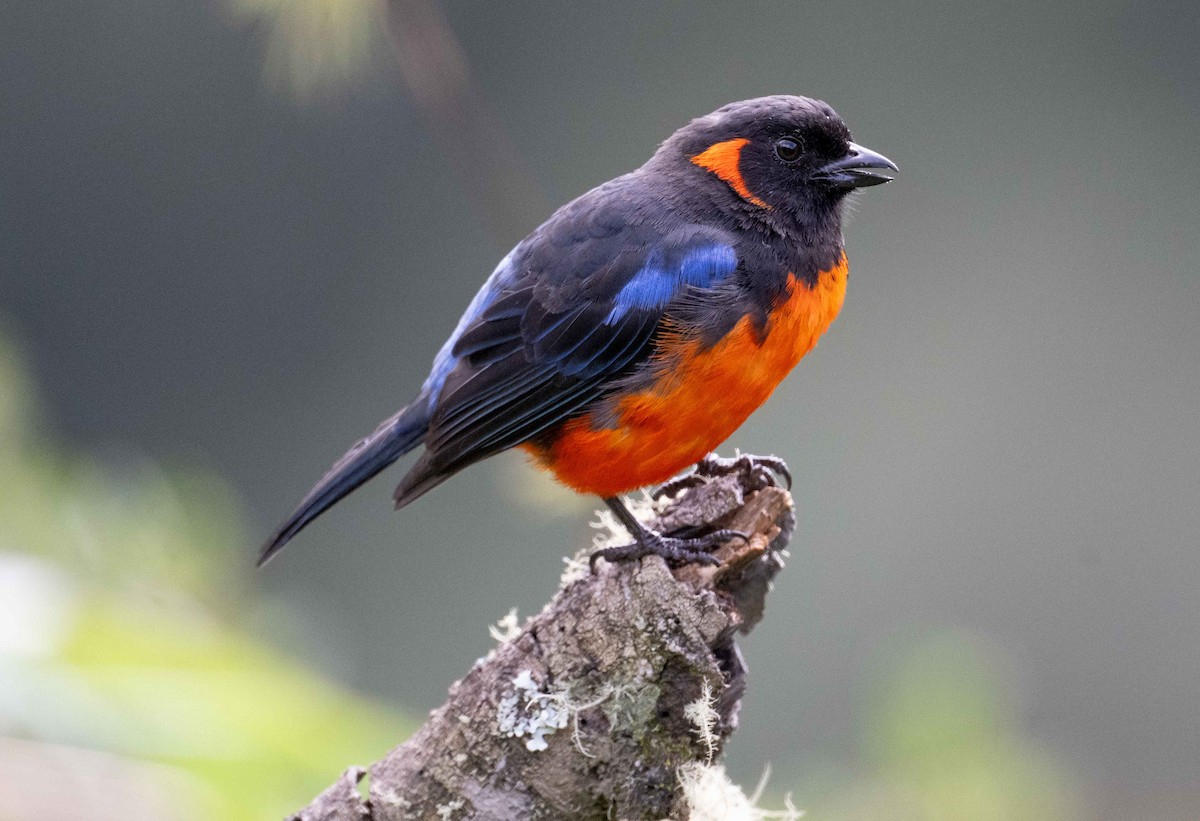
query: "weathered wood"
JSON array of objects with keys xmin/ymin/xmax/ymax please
[{"xmin": 290, "ymin": 462, "xmax": 795, "ymax": 820}]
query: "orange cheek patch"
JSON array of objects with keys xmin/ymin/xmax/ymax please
[{"xmin": 691, "ymin": 138, "xmax": 770, "ymax": 209}]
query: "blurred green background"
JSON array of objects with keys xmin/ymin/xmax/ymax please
[{"xmin": 2, "ymin": 1, "xmax": 1198, "ymax": 818}]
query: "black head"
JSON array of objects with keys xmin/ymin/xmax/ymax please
[{"xmin": 656, "ymin": 96, "xmax": 896, "ymax": 230}]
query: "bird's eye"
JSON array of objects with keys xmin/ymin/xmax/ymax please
[{"xmin": 774, "ymin": 137, "xmax": 802, "ymax": 162}]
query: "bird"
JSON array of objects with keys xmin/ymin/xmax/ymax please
[{"xmin": 259, "ymin": 95, "xmax": 896, "ymax": 568}]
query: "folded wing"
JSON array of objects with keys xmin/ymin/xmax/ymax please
[{"xmin": 393, "ymin": 213, "xmax": 741, "ymax": 506}]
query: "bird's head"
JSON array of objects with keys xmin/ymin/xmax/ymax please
[{"xmin": 657, "ymin": 95, "xmax": 897, "ymax": 235}]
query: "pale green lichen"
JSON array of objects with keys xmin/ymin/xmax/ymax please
[
  {"xmin": 434, "ymin": 796, "xmax": 466, "ymax": 820},
  {"xmin": 683, "ymin": 679, "xmax": 720, "ymax": 764},
  {"xmin": 496, "ymin": 670, "xmax": 569, "ymax": 752},
  {"xmin": 559, "ymin": 554, "xmax": 590, "ymax": 587},
  {"xmin": 488, "ymin": 607, "xmax": 521, "ymax": 644},
  {"xmin": 676, "ymin": 762, "xmax": 803, "ymax": 821},
  {"xmin": 602, "ymin": 680, "xmax": 662, "ymax": 735}
]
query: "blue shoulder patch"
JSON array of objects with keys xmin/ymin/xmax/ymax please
[{"xmin": 605, "ymin": 243, "xmax": 737, "ymax": 324}]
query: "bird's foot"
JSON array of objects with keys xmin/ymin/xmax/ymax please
[
  {"xmin": 652, "ymin": 451, "xmax": 792, "ymax": 500},
  {"xmin": 649, "ymin": 471, "xmax": 707, "ymax": 500},
  {"xmin": 589, "ymin": 527, "xmax": 747, "ymax": 573}
]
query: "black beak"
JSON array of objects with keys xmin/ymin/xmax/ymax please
[{"xmin": 817, "ymin": 142, "xmax": 898, "ymax": 189}]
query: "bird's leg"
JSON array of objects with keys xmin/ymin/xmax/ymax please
[
  {"xmin": 651, "ymin": 452, "xmax": 793, "ymax": 501},
  {"xmin": 589, "ymin": 496, "xmax": 747, "ymax": 573}
]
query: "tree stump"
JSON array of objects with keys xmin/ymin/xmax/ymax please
[{"xmin": 291, "ymin": 459, "xmax": 796, "ymax": 820}]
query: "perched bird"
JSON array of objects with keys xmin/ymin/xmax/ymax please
[{"xmin": 260, "ymin": 95, "xmax": 895, "ymax": 568}]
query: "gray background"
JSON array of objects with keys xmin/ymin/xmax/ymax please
[{"xmin": 3, "ymin": 0, "xmax": 1198, "ymax": 815}]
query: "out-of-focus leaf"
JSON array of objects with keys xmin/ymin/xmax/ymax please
[{"xmin": 226, "ymin": 0, "xmax": 385, "ymax": 101}]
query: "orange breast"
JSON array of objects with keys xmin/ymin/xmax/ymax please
[{"xmin": 524, "ymin": 254, "xmax": 848, "ymax": 496}]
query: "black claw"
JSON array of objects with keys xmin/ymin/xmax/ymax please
[
  {"xmin": 774, "ymin": 460, "xmax": 793, "ymax": 490},
  {"xmin": 746, "ymin": 454, "xmax": 792, "ymax": 490}
]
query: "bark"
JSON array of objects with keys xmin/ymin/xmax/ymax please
[{"xmin": 290, "ymin": 462, "xmax": 796, "ymax": 821}]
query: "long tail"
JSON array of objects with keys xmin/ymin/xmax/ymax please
[{"xmin": 258, "ymin": 402, "xmax": 430, "ymax": 566}]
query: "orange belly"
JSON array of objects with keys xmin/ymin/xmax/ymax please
[{"xmin": 524, "ymin": 254, "xmax": 848, "ymax": 496}]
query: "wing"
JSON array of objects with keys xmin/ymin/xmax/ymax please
[{"xmin": 393, "ymin": 196, "xmax": 743, "ymax": 506}]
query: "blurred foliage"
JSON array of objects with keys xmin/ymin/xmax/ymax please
[
  {"xmin": 0, "ymin": 336, "xmax": 414, "ymax": 819},
  {"xmin": 226, "ymin": 0, "xmax": 385, "ymax": 101},
  {"xmin": 796, "ymin": 631, "xmax": 1082, "ymax": 821}
]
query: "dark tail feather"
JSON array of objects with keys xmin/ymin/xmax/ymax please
[
  {"xmin": 392, "ymin": 450, "xmax": 459, "ymax": 511},
  {"xmin": 258, "ymin": 402, "xmax": 430, "ymax": 566}
]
